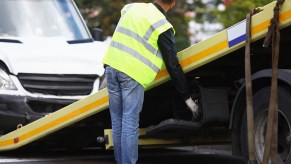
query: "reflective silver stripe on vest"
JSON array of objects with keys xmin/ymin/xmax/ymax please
[
  {"xmin": 116, "ymin": 26, "xmax": 162, "ymax": 59},
  {"xmin": 143, "ymin": 19, "xmax": 169, "ymax": 41},
  {"xmin": 111, "ymin": 41, "xmax": 160, "ymax": 73}
]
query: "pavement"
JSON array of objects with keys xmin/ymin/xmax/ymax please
[{"xmin": 0, "ymin": 145, "xmax": 246, "ymax": 164}]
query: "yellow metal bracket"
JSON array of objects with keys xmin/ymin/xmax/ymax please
[{"xmin": 104, "ymin": 129, "xmax": 197, "ymax": 150}]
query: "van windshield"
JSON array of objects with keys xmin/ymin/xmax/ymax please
[{"xmin": 0, "ymin": 0, "xmax": 90, "ymax": 40}]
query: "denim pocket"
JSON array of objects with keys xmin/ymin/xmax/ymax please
[
  {"xmin": 105, "ymin": 67, "xmax": 119, "ymax": 91},
  {"xmin": 118, "ymin": 71, "xmax": 136, "ymax": 89}
]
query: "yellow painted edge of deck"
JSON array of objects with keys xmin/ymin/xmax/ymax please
[
  {"xmin": 0, "ymin": 89, "xmax": 109, "ymax": 151},
  {"xmin": 150, "ymin": 0, "xmax": 291, "ymax": 89}
]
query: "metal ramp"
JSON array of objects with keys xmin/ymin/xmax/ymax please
[
  {"xmin": 145, "ymin": 119, "xmax": 202, "ymax": 139},
  {"xmin": 144, "ymin": 87, "xmax": 229, "ymax": 139}
]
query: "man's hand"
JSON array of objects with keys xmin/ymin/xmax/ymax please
[{"xmin": 185, "ymin": 97, "xmax": 201, "ymax": 121}]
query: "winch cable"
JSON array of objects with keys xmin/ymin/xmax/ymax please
[
  {"xmin": 262, "ymin": 0, "xmax": 285, "ymax": 163},
  {"xmin": 245, "ymin": 7, "xmax": 262, "ymax": 164}
]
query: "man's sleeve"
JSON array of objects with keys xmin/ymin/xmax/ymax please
[{"xmin": 157, "ymin": 29, "xmax": 191, "ymax": 101}]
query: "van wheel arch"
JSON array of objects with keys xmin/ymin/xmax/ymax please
[{"xmin": 0, "ymin": 61, "xmax": 9, "ymax": 72}]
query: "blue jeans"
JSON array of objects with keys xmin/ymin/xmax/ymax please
[{"xmin": 105, "ymin": 66, "xmax": 144, "ymax": 164}]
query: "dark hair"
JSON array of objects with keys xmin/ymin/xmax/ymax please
[{"xmin": 160, "ymin": 0, "xmax": 175, "ymax": 4}]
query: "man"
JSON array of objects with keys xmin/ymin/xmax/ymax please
[{"xmin": 102, "ymin": 0, "xmax": 200, "ymax": 163}]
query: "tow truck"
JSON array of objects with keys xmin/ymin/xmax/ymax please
[{"xmin": 1, "ymin": 0, "xmax": 291, "ymax": 163}]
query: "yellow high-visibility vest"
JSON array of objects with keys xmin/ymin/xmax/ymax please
[{"xmin": 103, "ymin": 3, "xmax": 174, "ymax": 88}]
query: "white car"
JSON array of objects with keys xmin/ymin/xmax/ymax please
[{"xmin": 0, "ymin": 0, "xmax": 108, "ymax": 133}]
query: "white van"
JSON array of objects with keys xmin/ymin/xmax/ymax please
[{"xmin": 0, "ymin": 0, "xmax": 108, "ymax": 133}]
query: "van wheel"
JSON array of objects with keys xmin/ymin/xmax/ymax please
[{"xmin": 241, "ymin": 86, "xmax": 291, "ymax": 164}]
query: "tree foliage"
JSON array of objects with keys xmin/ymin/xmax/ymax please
[
  {"xmin": 74, "ymin": 0, "xmax": 276, "ymax": 50},
  {"xmin": 75, "ymin": 0, "xmax": 191, "ymax": 51},
  {"xmin": 219, "ymin": 0, "xmax": 274, "ymax": 28}
]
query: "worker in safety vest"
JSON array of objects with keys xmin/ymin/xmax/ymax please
[{"xmin": 102, "ymin": 0, "xmax": 200, "ymax": 163}]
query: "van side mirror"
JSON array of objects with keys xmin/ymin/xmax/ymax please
[{"xmin": 92, "ymin": 28, "xmax": 104, "ymax": 41}]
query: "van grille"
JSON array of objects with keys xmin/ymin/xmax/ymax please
[{"xmin": 17, "ymin": 73, "xmax": 98, "ymax": 96}]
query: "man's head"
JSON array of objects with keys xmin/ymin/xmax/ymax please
[
  {"xmin": 160, "ymin": 0, "xmax": 175, "ymax": 4},
  {"xmin": 155, "ymin": 0, "xmax": 176, "ymax": 12}
]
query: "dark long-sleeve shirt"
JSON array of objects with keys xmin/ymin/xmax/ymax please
[{"xmin": 154, "ymin": 3, "xmax": 191, "ymax": 101}]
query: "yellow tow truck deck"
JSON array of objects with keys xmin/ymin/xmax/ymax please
[{"xmin": 1, "ymin": 1, "xmax": 291, "ymax": 163}]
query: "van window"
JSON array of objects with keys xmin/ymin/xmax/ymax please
[{"xmin": 0, "ymin": 0, "xmax": 90, "ymax": 40}]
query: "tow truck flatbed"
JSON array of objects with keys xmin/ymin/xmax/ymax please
[{"xmin": 1, "ymin": 0, "xmax": 291, "ymax": 152}]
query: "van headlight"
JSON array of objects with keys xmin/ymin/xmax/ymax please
[{"xmin": 0, "ymin": 69, "xmax": 17, "ymax": 90}]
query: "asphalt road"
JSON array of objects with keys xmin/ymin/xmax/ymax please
[{"xmin": 0, "ymin": 145, "xmax": 246, "ymax": 164}]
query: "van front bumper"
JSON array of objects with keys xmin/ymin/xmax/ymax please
[{"xmin": 0, "ymin": 94, "xmax": 77, "ymax": 133}]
